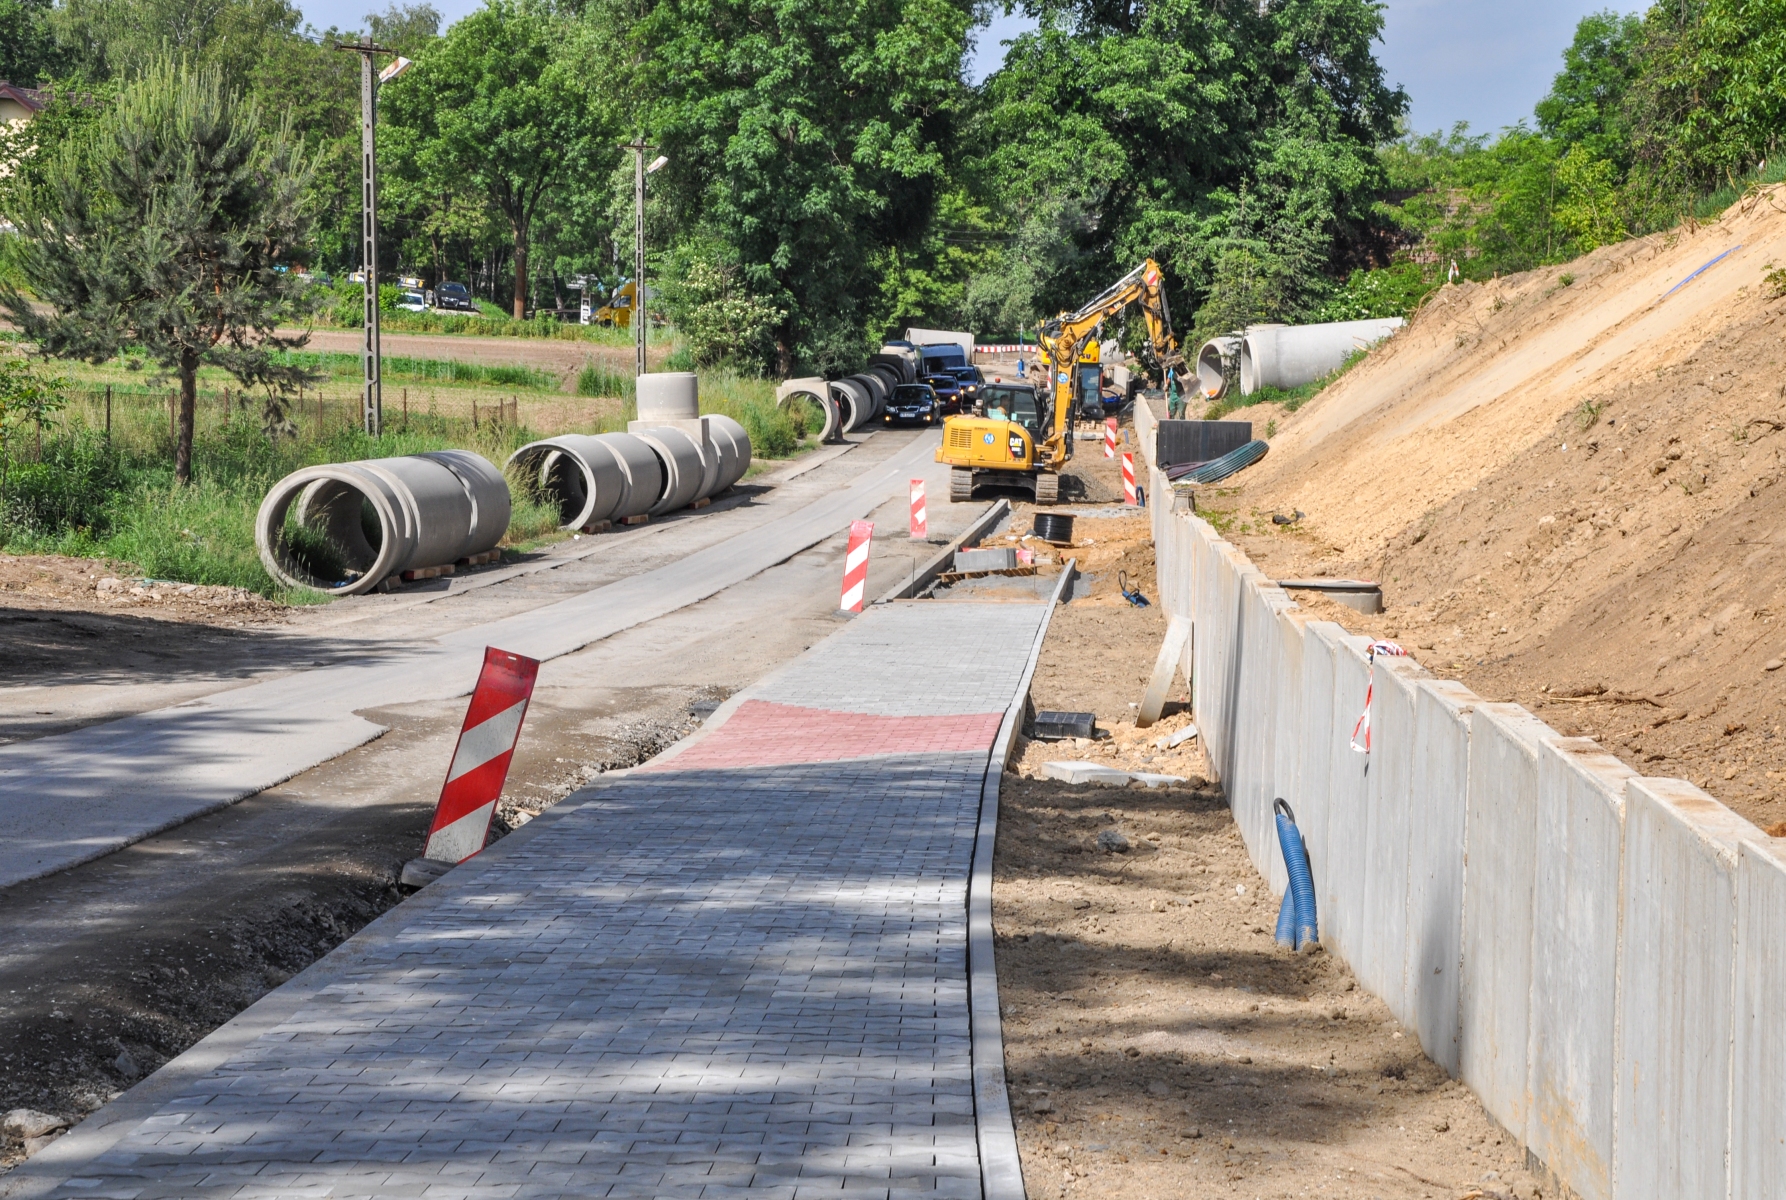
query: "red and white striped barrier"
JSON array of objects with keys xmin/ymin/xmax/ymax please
[
  {"xmin": 1122, "ymin": 452, "xmax": 1138, "ymax": 505},
  {"xmin": 1104, "ymin": 418, "xmax": 1119, "ymax": 459},
  {"xmin": 840, "ymin": 519, "xmax": 873, "ymax": 611},
  {"xmin": 909, "ymin": 479, "xmax": 927, "ymax": 539},
  {"xmin": 1349, "ymin": 640, "xmax": 1408, "ymax": 754},
  {"xmin": 422, "ymin": 647, "xmax": 541, "ymax": 864}
]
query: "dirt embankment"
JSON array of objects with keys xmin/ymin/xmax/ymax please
[{"xmin": 1205, "ymin": 189, "xmax": 1786, "ymax": 831}]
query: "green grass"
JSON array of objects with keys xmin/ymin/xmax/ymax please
[
  {"xmin": 2, "ymin": 360, "xmax": 815, "ymax": 600},
  {"xmin": 274, "ymin": 349, "xmax": 560, "ymax": 391}
]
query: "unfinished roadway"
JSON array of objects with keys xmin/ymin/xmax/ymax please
[
  {"xmin": 0, "ymin": 428, "xmax": 1016, "ymax": 1173},
  {"xmin": 3, "ymin": 578, "xmax": 1051, "ymax": 1200}
]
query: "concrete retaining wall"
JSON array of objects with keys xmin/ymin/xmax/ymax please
[{"xmin": 1132, "ymin": 399, "xmax": 1784, "ymax": 1200}]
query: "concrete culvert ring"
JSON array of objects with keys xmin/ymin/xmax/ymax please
[
  {"xmin": 506, "ymin": 436, "xmax": 627, "ymax": 531},
  {"xmin": 256, "ymin": 464, "xmax": 410, "ymax": 595},
  {"xmin": 1196, "ymin": 337, "xmax": 1237, "ymax": 400}
]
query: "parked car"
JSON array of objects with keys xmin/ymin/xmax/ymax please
[
  {"xmin": 884, "ymin": 382, "xmax": 939, "ymax": 425},
  {"xmin": 395, "ymin": 287, "xmax": 427, "ymax": 313},
  {"xmin": 434, "ymin": 281, "xmax": 475, "ymax": 312},
  {"xmin": 924, "ymin": 372, "xmax": 962, "ymax": 412}
]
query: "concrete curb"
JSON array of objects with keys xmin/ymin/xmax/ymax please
[
  {"xmin": 968, "ymin": 557, "xmax": 1074, "ymax": 1200},
  {"xmin": 875, "ymin": 497, "xmax": 1011, "ymax": 604}
]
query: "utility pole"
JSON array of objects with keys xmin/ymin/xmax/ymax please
[
  {"xmin": 337, "ymin": 42, "xmax": 411, "ymax": 436},
  {"xmin": 622, "ymin": 140, "xmax": 668, "ymax": 379}
]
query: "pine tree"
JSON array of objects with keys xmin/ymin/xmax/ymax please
[{"xmin": 0, "ymin": 59, "xmax": 316, "ymax": 484}]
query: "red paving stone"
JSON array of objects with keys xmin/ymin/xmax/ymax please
[{"xmin": 639, "ymin": 699, "xmax": 1006, "ymax": 772}]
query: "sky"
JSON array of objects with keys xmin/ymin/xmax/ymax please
[{"xmin": 298, "ymin": 0, "xmax": 1638, "ymax": 139}]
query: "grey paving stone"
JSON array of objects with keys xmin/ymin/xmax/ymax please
[{"xmin": 38, "ymin": 605, "xmax": 1045, "ymax": 1199}]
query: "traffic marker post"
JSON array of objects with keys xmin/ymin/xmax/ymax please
[
  {"xmin": 402, "ymin": 646, "xmax": 541, "ymax": 886},
  {"xmin": 840, "ymin": 520, "xmax": 873, "ymax": 612},
  {"xmin": 1104, "ymin": 418, "xmax": 1119, "ymax": 459},
  {"xmin": 1122, "ymin": 452, "xmax": 1138, "ymax": 505},
  {"xmin": 909, "ymin": 479, "xmax": 927, "ymax": 539}
]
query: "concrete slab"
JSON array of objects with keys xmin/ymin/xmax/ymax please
[
  {"xmin": 1039, "ymin": 762, "xmax": 1186, "ymax": 788},
  {"xmin": 6, "ymin": 601, "xmax": 1050, "ymax": 1200},
  {"xmin": 1359, "ymin": 656, "xmax": 1426, "ymax": 1022},
  {"xmin": 1320, "ymin": 632, "xmax": 1374, "ymax": 968},
  {"xmin": 1526, "ymin": 737, "xmax": 1634, "ymax": 1200},
  {"xmin": 1406, "ymin": 679, "xmax": 1477, "ymax": 1077},
  {"xmin": 1458, "ymin": 703, "xmax": 1550, "ymax": 1143},
  {"xmin": 1733, "ymin": 836, "xmax": 1786, "ymax": 1200},
  {"xmin": 1614, "ymin": 777, "xmax": 1756, "ymax": 1200}
]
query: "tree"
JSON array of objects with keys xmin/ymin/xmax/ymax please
[
  {"xmin": 611, "ymin": 0, "xmax": 974, "ymax": 374},
  {"xmin": 973, "ymin": 0, "xmax": 1407, "ymax": 332},
  {"xmin": 0, "ymin": 0, "xmax": 63, "ymax": 85},
  {"xmin": 1534, "ymin": 9, "xmax": 1643, "ymax": 167},
  {"xmin": 381, "ymin": 0, "xmax": 599, "ymax": 318},
  {"xmin": 0, "ymin": 60, "xmax": 316, "ymax": 484}
]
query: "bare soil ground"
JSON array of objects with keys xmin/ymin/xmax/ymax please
[
  {"xmin": 987, "ymin": 420, "xmax": 1550, "ymax": 1200},
  {"xmin": 1192, "ymin": 191, "xmax": 1786, "ymax": 833}
]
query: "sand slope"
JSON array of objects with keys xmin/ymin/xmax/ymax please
[{"xmin": 1218, "ymin": 187, "xmax": 1786, "ymax": 829}]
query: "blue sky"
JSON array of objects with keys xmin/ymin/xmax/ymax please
[{"xmin": 299, "ymin": 0, "xmax": 1638, "ymax": 138}]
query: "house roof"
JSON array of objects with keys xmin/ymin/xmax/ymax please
[{"xmin": 0, "ymin": 82, "xmax": 49, "ymax": 114}]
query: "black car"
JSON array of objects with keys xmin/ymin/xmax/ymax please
[
  {"xmin": 885, "ymin": 382, "xmax": 940, "ymax": 425},
  {"xmin": 924, "ymin": 372, "xmax": 963, "ymax": 412},
  {"xmin": 434, "ymin": 281, "xmax": 475, "ymax": 312},
  {"xmin": 951, "ymin": 365, "xmax": 985, "ymax": 407}
]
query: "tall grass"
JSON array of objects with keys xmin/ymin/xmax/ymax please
[{"xmin": 274, "ymin": 349, "xmax": 560, "ymax": 391}]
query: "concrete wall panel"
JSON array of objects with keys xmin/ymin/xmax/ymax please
[
  {"xmin": 1406, "ymin": 679, "xmax": 1476, "ymax": 1076},
  {"xmin": 1614, "ymin": 778, "xmax": 1753, "ymax": 1200},
  {"xmin": 1733, "ymin": 836, "xmax": 1786, "ymax": 1200},
  {"xmin": 1458, "ymin": 703, "xmax": 1550, "ymax": 1143},
  {"xmin": 1320, "ymin": 633, "xmax": 1375, "ymax": 968},
  {"xmin": 1525, "ymin": 738, "xmax": 1633, "ymax": 1200},
  {"xmin": 1294, "ymin": 620, "xmax": 1343, "ymax": 931},
  {"xmin": 1358, "ymin": 657, "xmax": 1426, "ymax": 1023}
]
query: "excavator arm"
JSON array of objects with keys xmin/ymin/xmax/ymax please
[{"xmin": 1037, "ymin": 259, "xmax": 1182, "ymax": 467}]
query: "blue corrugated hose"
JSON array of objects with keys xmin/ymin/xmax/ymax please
[
  {"xmin": 1180, "ymin": 439, "xmax": 1269, "ymax": 485},
  {"xmin": 1273, "ymin": 798, "xmax": 1319, "ymax": 950}
]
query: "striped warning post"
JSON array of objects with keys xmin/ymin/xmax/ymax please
[
  {"xmin": 422, "ymin": 647, "xmax": 541, "ymax": 865},
  {"xmin": 1104, "ymin": 418, "xmax": 1119, "ymax": 458},
  {"xmin": 909, "ymin": 479, "xmax": 927, "ymax": 539},
  {"xmin": 840, "ymin": 519, "xmax": 873, "ymax": 612},
  {"xmin": 1122, "ymin": 452, "xmax": 1138, "ymax": 505}
]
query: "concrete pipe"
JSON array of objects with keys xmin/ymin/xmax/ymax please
[
  {"xmin": 848, "ymin": 372, "xmax": 889, "ymax": 418},
  {"xmin": 832, "ymin": 378, "xmax": 872, "ymax": 432},
  {"xmin": 505, "ymin": 434, "xmax": 636, "ymax": 531},
  {"xmin": 636, "ymin": 426, "xmax": 708, "ymax": 516},
  {"xmin": 1238, "ymin": 318, "xmax": 1403, "ymax": 395},
  {"xmin": 704, "ymin": 414, "xmax": 752, "ymax": 493},
  {"xmin": 1195, "ymin": 336, "xmax": 1240, "ymax": 400},
  {"xmin": 598, "ymin": 432, "xmax": 668, "ymax": 520},
  {"xmin": 256, "ymin": 450, "xmax": 510, "ymax": 595},
  {"xmin": 865, "ymin": 363, "xmax": 904, "ymax": 397},
  {"xmin": 776, "ymin": 377, "xmax": 838, "ymax": 443},
  {"xmin": 636, "ymin": 371, "xmax": 700, "ymax": 422},
  {"xmin": 868, "ymin": 352, "xmax": 915, "ymax": 385}
]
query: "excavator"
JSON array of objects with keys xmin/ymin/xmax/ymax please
[{"xmin": 936, "ymin": 258, "xmax": 1183, "ymax": 504}]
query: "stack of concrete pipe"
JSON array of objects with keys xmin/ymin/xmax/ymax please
[
  {"xmin": 256, "ymin": 449, "xmax": 511, "ymax": 596},
  {"xmin": 773, "ymin": 343, "xmax": 926, "ymax": 440},
  {"xmin": 1193, "ymin": 317, "xmax": 1404, "ymax": 400},
  {"xmin": 506, "ymin": 371, "xmax": 751, "ymax": 533}
]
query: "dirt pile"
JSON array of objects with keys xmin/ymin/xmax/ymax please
[
  {"xmin": 0, "ymin": 554, "xmax": 284, "ymax": 625},
  {"xmin": 1205, "ymin": 188, "xmax": 1786, "ymax": 830}
]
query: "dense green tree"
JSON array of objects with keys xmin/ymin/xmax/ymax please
[
  {"xmin": 972, "ymin": 0, "xmax": 1406, "ymax": 337},
  {"xmin": 0, "ymin": 61, "xmax": 316, "ymax": 482},
  {"xmin": 381, "ymin": 0, "xmax": 602, "ymax": 318},
  {"xmin": 614, "ymin": 0, "xmax": 974, "ymax": 374},
  {"xmin": 1534, "ymin": 8, "xmax": 1643, "ymax": 167},
  {"xmin": 0, "ymin": 0, "xmax": 63, "ymax": 84}
]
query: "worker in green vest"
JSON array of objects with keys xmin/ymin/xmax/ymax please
[{"xmin": 1166, "ymin": 369, "xmax": 1186, "ymax": 419}]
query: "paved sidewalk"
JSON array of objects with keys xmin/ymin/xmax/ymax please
[{"xmin": 14, "ymin": 603, "xmax": 1049, "ymax": 1200}]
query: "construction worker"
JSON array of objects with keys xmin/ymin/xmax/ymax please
[{"xmin": 1166, "ymin": 369, "xmax": 1186, "ymax": 419}]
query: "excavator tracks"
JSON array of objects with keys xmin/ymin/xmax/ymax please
[
  {"xmin": 1034, "ymin": 472, "xmax": 1060, "ymax": 505},
  {"xmin": 950, "ymin": 467, "xmax": 975, "ymax": 502}
]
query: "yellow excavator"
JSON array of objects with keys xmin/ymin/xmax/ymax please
[{"xmin": 936, "ymin": 258, "xmax": 1183, "ymax": 504}]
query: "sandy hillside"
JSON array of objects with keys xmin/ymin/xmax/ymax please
[{"xmin": 1206, "ymin": 187, "xmax": 1786, "ymax": 832}]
